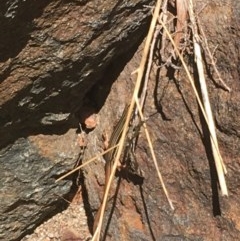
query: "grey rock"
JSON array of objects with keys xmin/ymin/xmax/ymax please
[{"xmin": 0, "ymin": 0, "xmax": 153, "ymax": 240}]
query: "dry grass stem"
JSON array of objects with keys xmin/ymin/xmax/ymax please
[
  {"xmin": 160, "ymin": 17, "xmax": 228, "ymax": 195},
  {"xmin": 92, "ymin": 0, "xmax": 164, "ymax": 239},
  {"xmin": 55, "ymin": 144, "xmax": 119, "ymax": 182},
  {"xmin": 140, "ymin": 0, "xmax": 168, "ymax": 109},
  {"xmin": 188, "ymin": 0, "xmax": 228, "ymax": 195},
  {"xmin": 158, "ymin": 0, "xmax": 228, "ymax": 196},
  {"xmin": 135, "ymin": 97, "xmax": 174, "ymax": 209}
]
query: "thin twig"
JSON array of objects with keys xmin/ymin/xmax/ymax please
[
  {"xmin": 197, "ymin": 18, "xmax": 231, "ymax": 92},
  {"xmin": 139, "ymin": 0, "xmax": 169, "ymax": 110},
  {"xmin": 135, "ymin": 97, "xmax": 174, "ymax": 209},
  {"xmin": 56, "ymin": 144, "xmax": 119, "ymax": 182}
]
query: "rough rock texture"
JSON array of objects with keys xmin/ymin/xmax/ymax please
[
  {"xmin": 0, "ymin": 129, "xmax": 80, "ymax": 241},
  {"xmin": 83, "ymin": 1, "xmax": 240, "ymax": 241},
  {"xmin": 0, "ymin": 0, "xmax": 153, "ymax": 240},
  {"xmin": 0, "ymin": 0, "xmax": 240, "ymax": 241}
]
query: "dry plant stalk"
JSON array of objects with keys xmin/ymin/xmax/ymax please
[
  {"xmin": 188, "ymin": 0, "xmax": 228, "ymax": 195},
  {"xmin": 55, "ymin": 144, "xmax": 119, "ymax": 182},
  {"xmin": 92, "ymin": 0, "xmax": 174, "ymax": 239},
  {"xmin": 135, "ymin": 97, "xmax": 174, "ymax": 209},
  {"xmin": 140, "ymin": 0, "xmax": 168, "ymax": 109},
  {"xmin": 159, "ymin": 0, "xmax": 228, "ymax": 196}
]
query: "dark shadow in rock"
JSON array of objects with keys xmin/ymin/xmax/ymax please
[
  {"xmin": 154, "ymin": 55, "xmax": 221, "ymax": 216},
  {"xmin": 0, "ymin": 55, "xmax": 100, "ymax": 149},
  {"xmin": 0, "ymin": 17, "xmax": 148, "ymax": 150},
  {"xmin": 139, "ymin": 185, "xmax": 156, "ymax": 241},
  {"xmin": 198, "ymin": 106, "xmax": 221, "ymax": 216},
  {"xmin": 86, "ymin": 43, "xmax": 143, "ymax": 112},
  {"xmin": 171, "ymin": 74, "xmax": 203, "ymax": 138},
  {"xmin": 193, "ymin": 68, "xmax": 221, "ymax": 216},
  {"xmin": 101, "ymin": 176, "xmax": 122, "ymax": 240},
  {"xmin": 81, "ymin": 174, "xmax": 95, "ymax": 234},
  {"xmin": 154, "ymin": 66, "xmax": 172, "ymax": 121},
  {"xmin": 118, "ymin": 167, "xmax": 144, "ymax": 186}
]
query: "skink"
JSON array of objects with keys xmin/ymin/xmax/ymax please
[
  {"xmin": 104, "ymin": 105, "xmax": 129, "ymax": 186},
  {"xmin": 93, "ymin": 105, "xmax": 129, "ymax": 233}
]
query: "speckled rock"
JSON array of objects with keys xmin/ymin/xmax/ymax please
[{"xmin": 0, "ymin": 0, "xmax": 153, "ymax": 240}]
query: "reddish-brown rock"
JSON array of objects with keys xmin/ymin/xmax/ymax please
[{"xmin": 0, "ymin": 0, "xmax": 240, "ymax": 241}]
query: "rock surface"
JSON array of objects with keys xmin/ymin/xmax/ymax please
[
  {"xmin": 83, "ymin": 1, "xmax": 240, "ymax": 241},
  {"xmin": 0, "ymin": 0, "xmax": 153, "ymax": 240},
  {"xmin": 0, "ymin": 0, "xmax": 240, "ymax": 241}
]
